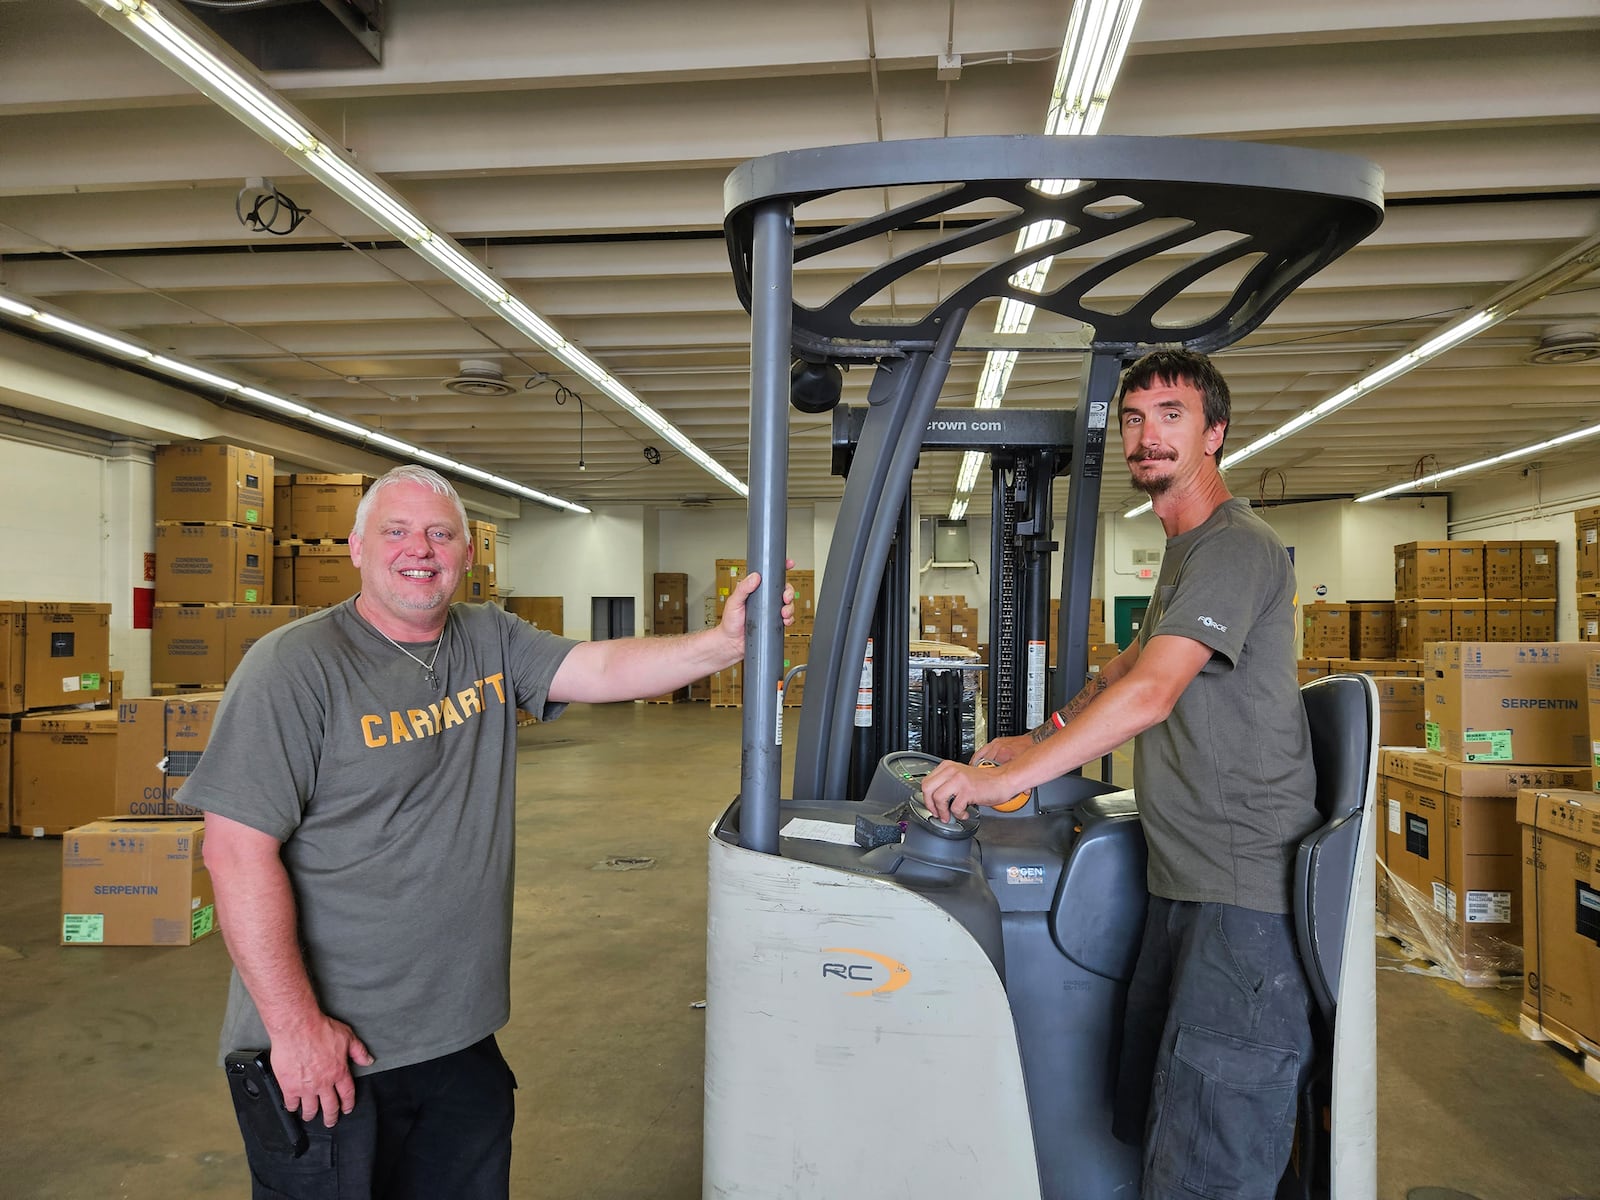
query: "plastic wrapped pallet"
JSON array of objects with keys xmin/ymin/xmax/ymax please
[{"xmin": 906, "ymin": 641, "xmax": 985, "ymax": 761}]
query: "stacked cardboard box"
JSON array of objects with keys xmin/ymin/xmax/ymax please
[
  {"xmin": 1518, "ymin": 786, "xmax": 1600, "ymax": 1053},
  {"xmin": 114, "ymin": 693, "xmax": 223, "ymax": 817},
  {"xmin": 149, "ymin": 604, "xmax": 305, "ymax": 689},
  {"xmin": 453, "ymin": 519, "xmax": 497, "ymax": 603},
  {"xmin": 10, "ymin": 710, "xmax": 120, "ymax": 836},
  {"xmin": 1379, "ymin": 748, "xmax": 1587, "ymax": 985},
  {"xmin": 273, "ymin": 473, "xmax": 372, "ymax": 608},
  {"xmin": 1580, "ymin": 506, "xmax": 1600, "ymax": 642},
  {"xmin": 1392, "ymin": 539, "xmax": 1558, "ymax": 659},
  {"xmin": 782, "ymin": 633, "xmax": 810, "ymax": 707},
  {"xmin": 653, "ymin": 573, "xmax": 688, "ymax": 635},
  {"xmin": 60, "ymin": 817, "xmax": 217, "ymax": 947},
  {"xmin": 0, "ymin": 601, "xmax": 113, "ymax": 714},
  {"xmin": 790, "ymin": 570, "xmax": 816, "ymax": 635},
  {"xmin": 1375, "ymin": 641, "xmax": 1595, "ymax": 984}
]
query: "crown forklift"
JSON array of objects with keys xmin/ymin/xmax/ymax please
[{"xmin": 706, "ymin": 134, "xmax": 1385, "ymax": 1199}]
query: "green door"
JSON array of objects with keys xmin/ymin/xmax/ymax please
[{"xmin": 1113, "ymin": 595, "xmax": 1149, "ymax": 650}]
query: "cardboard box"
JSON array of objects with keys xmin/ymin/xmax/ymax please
[
  {"xmin": 505, "ymin": 596, "xmax": 564, "ymax": 634},
  {"xmin": 155, "ymin": 523, "xmax": 270, "ymax": 605},
  {"xmin": 114, "ymin": 694, "xmax": 223, "ymax": 816},
  {"xmin": 1410, "ymin": 542, "xmax": 1453, "ymax": 598},
  {"xmin": 1484, "ymin": 604, "xmax": 1522, "ymax": 643},
  {"xmin": 151, "ymin": 605, "xmax": 226, "ymax": 686},
  {"xmin": 0, "ymin": 601, "xmax": 113, "ymax": 713},
  {"xmin": 1518, "ymin": 788, "xmax": 1600, "ymax": 1048},
  {"xmin": 1576, "ymin": 506, "xmax": 1600, "ymax": 592},
  {"xmin": 1521, "ymin": 541, "xmax": 1558, "ymax": 599},
  {"xmin": 0, "ymin": 727, "xmax": 11, "ymax": 833},
  {"xmin": 1395, "ymin": 601, "xmax": 1451, "ymax": 661},
  {"xmin": 60, "ymin": 818, "xmax": 217, "ymax": 946},
  {"xmin": 1449, "ymin": 542, "xmax": 1485, "ymax": 600},
  {"xmin": 1298, "ymin": 658, "xmax": 1332, "ymax": 684},
  {"xmin": 273, "ymin": 544, "xmax": 295, "ymax": 605},
  {"xmin": 452, "ymin": 564, "xmax": 495, "ymax": 604},
  {"xmin": 714, "ymin": 559, "xmax": 746, "ymax": 614},
  {"xmin": 273, "ymin": 474, "xmax": 292, "ymax": 535},
  {"xmin": 711, "ymin": 663, "xmax": 742, "ymax": 706},
  {"xmin": 1302, "ymin": 602, "xmax": 1351, "ymax": 658},
  {"xmin": 1579, "ymin": 596, "xmax": 1600, "ymax": 644},
  {"xmin": 469, "ymin": 520, "xmax": 497, "ymax": 571},
  {"xmin": 1424, "ymin": 642, "xmax": 1591, "ymax": 765},
  {"xmin": 288, "ymin": 473, "xmax": 373, "ymax": 541},
  {"xmin": 1349, "ymin": 602, "xmax": 1395, "ymax": 659},
  {"xmin": 948, "ymin": 605, "xmax": 979, "ymax": 650},
  {"xmin": 227, "ymin": 605, "xmax": 304, "ymax": 675},
  {"xmin": 653, "ymin": 573, "xmax": 688, "ymax": 619},
  {"xmin": 1449, "ymin": 601, "xmax": 1486, "ymax": 643},
  {"xmin": 1374, "ymin": 677, "xmax": 1426, "ymax": 747},
  {"xmin": 1589, "ymin": 649, "xmax": 1600, "ymax": 785},
  {"xmin": 1483, "ymin": 542, "xmax": 1523, "ymax": 600},
  {"xmin": 1523, "ymin": 600, "xmax": 1559, "ymax": 643},
  {"xmin": 293, "ymin": 542, "xmax": 360, "ymax": 609},
  {"xmin": 154, "ymin": 442, "xmax": 272, "ymax": 528},
  {"xmin": 11, "ymin": 710, "xmax": 119, "ymax": 836}
]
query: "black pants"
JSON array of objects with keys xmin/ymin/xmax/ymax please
[
  {"xmin": 231, "ymin": 1035, "xmax": 517, "ymax": 1200},
  {"xmin": 1115, "ymin": 898, "xmax": 1315, "ymax": 1200}
]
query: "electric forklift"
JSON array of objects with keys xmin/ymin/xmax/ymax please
[{"xmin": 704, "ymin": 134, "xmax": 1385, "ymax": 1199}]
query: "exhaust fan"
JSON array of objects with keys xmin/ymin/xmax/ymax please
[
  {"xmin": 1528, "ymin": 326, "xmax": 1600, "ymax": 366},
  {"xmin": 443, "ymin": 359, "xmax": 516, "ymax": 397}
]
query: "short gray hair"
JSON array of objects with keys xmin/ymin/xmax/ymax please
[{"xmin": 350, "ymin": 465, "xmax": 469, "ymax": 541}]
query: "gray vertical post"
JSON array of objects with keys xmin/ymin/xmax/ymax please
[
  {"xmin": 1054, "ymin": 350, "xmax": 1119, "ymax": 710},
  {"xmin": 739, "ymin": 201, "xmax": 793, "ymax": 855}
]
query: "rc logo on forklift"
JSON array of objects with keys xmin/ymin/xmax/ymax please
[{"xmin": 821, "ymin": 947, "xmax": 911, "ymax": 997}]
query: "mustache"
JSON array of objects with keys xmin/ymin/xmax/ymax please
[{"xmin": 1127, "ymin": 449, "xmax": 1178, "ymax": 463}]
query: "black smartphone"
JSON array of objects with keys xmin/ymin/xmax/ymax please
[{"xmin": 224, "ymin": 1049, "xmax": 310, "ymax": 1158}]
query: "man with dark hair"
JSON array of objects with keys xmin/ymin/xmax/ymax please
[
  {"xmin": 184, "ymin": 464, "xmax": 794, "ymax": 1199},
  {"xmin": 922, "ymin": 348, "xmax": 1317, "ymax": 1199}
]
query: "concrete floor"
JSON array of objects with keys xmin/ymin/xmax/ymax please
[{"xmin": 1, "ymin": 700, "xmax": 1597, "ymax": 1199}]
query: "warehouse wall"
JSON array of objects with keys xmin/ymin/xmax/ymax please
[
  {"xmin": 1261, "ymin": 496, "xmax": 1448, "ymax": 604},
  {"xmin": 0, "ymin": 427, "xmax": 155, "ymax": 694}
]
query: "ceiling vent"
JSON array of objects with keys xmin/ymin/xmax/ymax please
[
  {"xmin": 680, "ymin": 494, "xmax": 713, "ymax": 508},
  {"xmin": 1528, "ymin": 325, "xmax": 1600, "ymax": 366},
  {"xmin": 443, "ymin": 360, "xmax": 515, "ymax": 398}
]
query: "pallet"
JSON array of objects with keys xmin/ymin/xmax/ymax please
[
  {"xmin": 1519, "ymin": 1013, "xmax": 1600, "ymax": 1083},
  {"xmin": 1375, "ymin": 916, "xmax": 1521, "ymax": 989},
  {"xmin": 276, "ymin": 538, "xmax": 350, "ymax": 546}
]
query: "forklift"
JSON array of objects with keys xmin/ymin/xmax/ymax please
[{"xmin": 705, "ymin": 133, "xmax": 1385, "ymax": 1198}]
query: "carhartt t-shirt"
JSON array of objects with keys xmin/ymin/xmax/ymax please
[
  {"xmin": 180, "ymin": 598, "xmax": 578, "ymax": 1072},
  {"xmin": 1133, "ymin": 498, "xmax": 1318, "ymax": 913}
]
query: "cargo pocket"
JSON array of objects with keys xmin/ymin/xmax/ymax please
[{"xmin": 1145, "ymin": 1023, "xmax": 1299, "ymax": 1200}]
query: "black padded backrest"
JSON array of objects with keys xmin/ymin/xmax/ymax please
[{"xmin": 1293, "ymin": 673, "xmax": 1379, "ymax": 1024}]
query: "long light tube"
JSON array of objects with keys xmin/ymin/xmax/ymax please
[
  {"xmin": 0, "ymin": 286, "xmax": 591, "ymax": 514},
  {"xmin": 948, "ymin": 0, "xmax": 1142, "ymax": 519},
  {"xmin": 84, "ymin": 0, "xmax": 746, "ymax": 499},
  {"xmin": 1356, "ymin": 421, "xmax": 1600, "ymax": 502},
  {"xmin": 1126, "ymin": 236, "xmax": 1600, "ymax": 518}
]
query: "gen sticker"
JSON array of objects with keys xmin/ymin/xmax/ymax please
[{"xmin": 1006, "ymin": 865, "xmax": 1047, "ymax": 886}]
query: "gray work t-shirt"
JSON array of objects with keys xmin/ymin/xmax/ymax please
[
  {"xmin": 1133, "ymin": 498, "xmax": 1318, "ymax": 914},
  {"xmin": 179, "ymin": 598, "xmax": 578, "ymax": 1073}
]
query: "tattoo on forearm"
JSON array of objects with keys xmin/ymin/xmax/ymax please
[{"xmin": 1028, "ymin": 674, "xmax": 1110, "ymax": 743}]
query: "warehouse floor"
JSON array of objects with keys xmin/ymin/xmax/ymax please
[{"xmin": 1, "ymin": 701, "xmax": 1597, "ymax": 1199}]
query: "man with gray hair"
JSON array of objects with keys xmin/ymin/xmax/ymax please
[{"xmin": 184, "ymin": 464, "xmax": 793, "ymax": 1198}]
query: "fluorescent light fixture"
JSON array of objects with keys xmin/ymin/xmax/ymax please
[
  {"xmin": 0, "ymin": 285, "xmax": 590, "ymax": 514},
  {"xmin": 949, "ymin": 495, "xmax": 970, "ymax": 521},
  {"xmin": 1221, "ymin": 308, "xmax": 1500, "ymax": 474},
  {"xmin": 86, "ymin": 0, "xmax": 745, "ymax": 500},
  {"xmin": 947, "ymin": 0, "xmax": 1142, "ymax": 513},
  {"xmin": 1357, "ymin": 420, "xmax": 1600, "ymax": 502}
]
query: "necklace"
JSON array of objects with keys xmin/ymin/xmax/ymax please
[{"xmin": 371, "ymin": 616, "xmax": 448, "ymax": 688}]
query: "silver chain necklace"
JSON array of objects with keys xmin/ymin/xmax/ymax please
[{"xmin": 371, "ymin": 616, "xmax": 449, "ymax": 688}]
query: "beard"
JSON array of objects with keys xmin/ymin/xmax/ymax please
[{"xmin": 1128, "ymin": 449, "xmax": 1176, "ymax": 495}]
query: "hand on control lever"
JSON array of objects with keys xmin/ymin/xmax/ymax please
[{"xmin": 920, "ymin": 757, "xmax": 1022, "ymax": 823}]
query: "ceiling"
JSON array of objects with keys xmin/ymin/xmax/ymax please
[{"xmin": 0, "ymin": 0, "xmax": 1597, "ymax": 521}]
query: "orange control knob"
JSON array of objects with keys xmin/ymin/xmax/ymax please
[{"xmin": 976, "ymin": 761, "xmax": 1031, "ymax": 812}]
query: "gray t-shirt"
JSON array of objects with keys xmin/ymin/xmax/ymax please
[
  {"xmin": 179, "ymin": 598, "xmax": 578, "ymax": 1073},
  {"xmin": 1133, "ymin": 498, "xmax": 1318, "ymax": 913}
]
